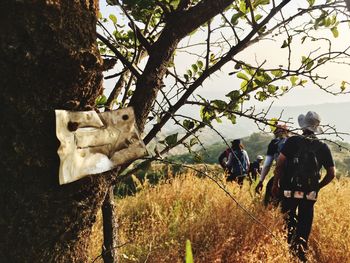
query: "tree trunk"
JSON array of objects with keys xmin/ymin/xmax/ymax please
[
  {"xmin": 0, "ymin": 1, "xmax": 109, "ymax": 262},
  {"xmin": 102, "ymin": 186, "xmax": 119, "ymax": 263}
]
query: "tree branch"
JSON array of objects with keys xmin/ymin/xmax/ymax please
[
  {"xmin": 97, "ymin": 33, "xmax": 141, "ymax": 78},
  {"xmin": 143, "ymin": 0, "xmax": 292, "ymax": 144}
]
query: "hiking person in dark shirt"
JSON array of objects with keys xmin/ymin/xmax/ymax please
[
  {"xmin": 249, "ymin": 155, "xmax": 263, "ymax": 182},
  {"xmin": 255, "ymin": 123, "xmax": 289, "ymax": 205},
  {"xmin": 272, "ymin": 111, "xmax": 335, "ymax": 262},
  {"xmin": 223, "ymin": 139, "xmax": 250, "ymax": 185}
]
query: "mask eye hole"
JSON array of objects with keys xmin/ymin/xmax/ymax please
[{"xmin": 67, "ymin": 121, "xmax": 79, "ymax": 131}]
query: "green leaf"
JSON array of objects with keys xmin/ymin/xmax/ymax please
[
  {"xmin": 211, "ymin": 100, "xmax": 227, "ymax": 111},
  {"xmin": 190, "ymin": 138, "xmax": 198, "ymax": 147},
  {"xmin": 106, "ymin": 0, "xmax": 118, "ymax": 5},
  {"xmin": 299, "ymin": 79, "xmax": 308, "ymax": 86},
  {"xmin": 340, "ymin": 81, "xmax": 347, "ymax": 91},
  {"xmin": 306, "ymin": 60, "xmax": 314, "ymax": 70},
  {"xmin": 237, "ymin": 72, "xmax": 250, "ymax": 81},
  {"xmin": 184, "ymin": 74, "xmax": 189, "ymax": 82},
  {"xmin": 243, "ymin": 66, "xmax": 255, "ymax": 76},
  {"xmin": 254, "ymin": 0, "xmax": 270, "ymax": 8},
  {"xmin": 271, "ymin": 69, "xmax": 283, "ymax": 78},
  {"xmin": 254, "ymin": 14, "xmax": 263, "ymax": 21},
  {"xmin": 209, "ymin": 53, "xmax": 217, "ymax": 64},
  {"xmin": 197, "ymin": 60, "xmax": 204, "ymax": 69},
  {"xmin": 231, "ymin": 12, "xmax": 243, "ymax": 25},
  {"xmin": 281, "ymin": 40, "xmax": 288, "ymax": 48},
  {"xmin": 234, "ymin": 61, "xmax": 242, "ymax": 70},
  {"xmin": 228, "ymin": 114, "xmax": 236, "ymax": 124},
  {"xmin": 331, "ymin": 27, "xmax": 339, "ymax": 38},
  {"xmin": 239, "ymin": 0, "xmax": 247, "ymax": 13},
  {"xmin": 109, "ymin": 14, "xmax": 117, "ymax": 24},
  {"xmin": 317, "ymin": 57, "xmax": 328, "ymax": 64},
  {"xmin": 269, "ymin": 118, "xmax": 278, "ymax": 131},
  {"xmin": 183, "ymin": 120, "xmax": 195, "ymax": 130},
  {"xmin": 187, "ymin": 69, "xmax": 193, "ymax": 78},
  {"xmin": 164, "ymin": 133, "xmax": 178, "ymax": 147},
  {"xmin": 290, "ymin": 76, "xmax": 298, "ymax": 86},
  {"xmin": 95, "ymin": 95, "xmax": 107, "ymax": 108},
  {"xmin": 200, "ymin": 106, "xmax": 214, "ymax": 123},
  {"xmin": 281, "ymin": 86, "xmax": 289, "ymax": 92},
  {"xmin": 191, "ymin": 64, "xmax": 198, "ymax": 73},
  {"xmin": 226, "ymin": 90, "xmax": 240, "ymax": 100},
  {"xmin": 324, "ymin": 17, "xmax": 331, "ymax": 27},
  {"xmin": 191, "ymin": 64, "xmax": 198, "ymax": 72},
  {"xmin": 307, "ymin": 0, "xmax": 315, "ymax": 6},
  {"xmin": 255, "ymin": 91, "xmax": 268, "ymax": 101},
  {"xmin": 193, "ymin": 153, "xmax": 203, "ymax": 163},
  {"xmin": 267, "ymin": 85, "xmax": 278, "ymax": 94},
  {"xmin": 302, "ymin": 56, "xmax": 314, "ymax": 70},
  {"xmin": 240, "ymin": 80, "xmax": 248, "ymax": 90},
  {"xmin": 215, "ymin": 117, "xmax": 222, "ymax": 123}
]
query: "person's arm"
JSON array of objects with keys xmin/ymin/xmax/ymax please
[
  {"xmin": 255, "ymin": 155, "xmax": 274, "ymax": 192},
  {"xmin": 218, "ymin": 151, "xmax": 226, "ymax": 168},
  {"xmin": 319, "ymin": 166, "xmax": 335, "ymax": 189},
  {"xmin": 259, "ymin": 155, "xmax": 274, "ymax": 182},
  {"xmin": 243, "ymin": 150, "xmax": 250, "ymax": 171},
  {"xmin": 272, "ymin": 153, "xmax": 287, "ymax": 197},
  {"xmin": 318, "ymin": 144, "xmax": 335, "ymax": 190},
  {"xmin": 225, "ymin": 152, "xmax": 233, "ymax": 168}
]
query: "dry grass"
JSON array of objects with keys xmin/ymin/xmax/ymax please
[{"xmin": 89, "ymin": 171, "xmax": 350, "ymax": 263}]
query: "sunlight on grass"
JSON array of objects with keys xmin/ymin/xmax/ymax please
[{"xmin": 89, "ymin": 169, "xmax": 350, "ymax": 262}]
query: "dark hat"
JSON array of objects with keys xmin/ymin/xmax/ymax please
[{"xmin": 231, "ymin": 139, "xmax": 241, "ymax": 145}]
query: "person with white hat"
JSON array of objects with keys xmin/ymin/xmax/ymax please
[
  {"xmin": 248, "ymin": 155, "xmax": 264, "ymax": 182},
  {"xmin": 272, "ymin": 111, "xmax": 335, "ymax": 262}
]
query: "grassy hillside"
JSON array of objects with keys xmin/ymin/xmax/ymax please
[{"xmin": 89, "ymin": 171, "xmax": 350, "ymax": 262}]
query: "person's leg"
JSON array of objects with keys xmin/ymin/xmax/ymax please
[
  {"xmin": 226, "ymin": 174, "xmax": 234, "ymax": 182},
  {"xmin": 295, "ymin": 200, "xmax": 315, "ymax": 260},
  {"xmin": 236, "ymin": 175, "xmax": 244, "ymax": 186},
  {"xmin": 264, "ymin": 177, "xmax": 274, "ymax": 206},
  {"xmin": 281, "ymin": 198, "xmax": 298, "ymax": 245}
]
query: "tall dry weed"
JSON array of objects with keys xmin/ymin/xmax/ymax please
[{"xmin": 90, "ymin": 172, "xmax": 350, "ymax": 263}]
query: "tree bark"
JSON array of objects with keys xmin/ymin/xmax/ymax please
[
  {"xmin": 0, "ymin": 1, "xmax": 108, "ymax": 262},
  {"xmin": 102, "ymin": 187, "xmax": 119, "ymax": 263}
]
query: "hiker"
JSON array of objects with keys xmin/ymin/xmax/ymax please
[
  {"xmin": 249, "ymin": 155, "xmax": 264, "ymax": 182},
  {"xmin": 255, "ymin": 123, "xmax": 289, "ymax": 206},
  {"xmin": 224, "ymin": 139, "xmax": 250, "ymax": 185},
  {"xmin": 272, "ymin": 111, "xmax": 335, "ymax": 262},
  {"xmin": 218, "ymin": 147, "xmax": 230, "ymax": 173}
]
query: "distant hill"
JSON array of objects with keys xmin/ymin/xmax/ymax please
[{"xmin": 161, "ymin": 101, "xmax": 350, "ymax": 146}]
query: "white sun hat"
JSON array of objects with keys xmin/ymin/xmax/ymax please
[{"xmin": 298, "ymin": 111, "xmax": 323, "ymax": 134}]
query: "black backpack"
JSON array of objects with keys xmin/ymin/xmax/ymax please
[
  {"xmin": 229, "ymin": 150, "xmax": 248, "ymax": 176},
  {"xmin": 282, "ymin": 137, "xmax": 322, "ymax": 193}
]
